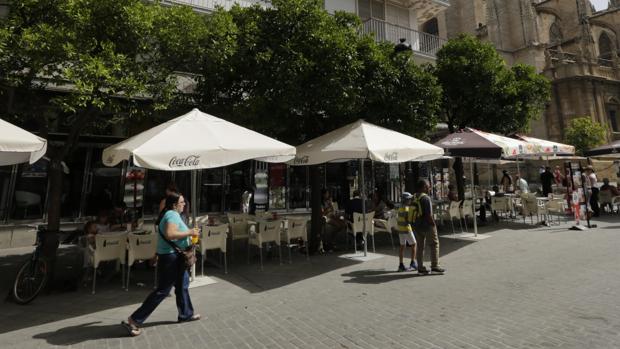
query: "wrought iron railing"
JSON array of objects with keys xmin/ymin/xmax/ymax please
[
  {"xmin": 160, "ymin": 0, "xmax": 269, "ymax": 11},
  {"xmin": 361, "ymin": 18, "xmax": 447, "ymax": 57}
]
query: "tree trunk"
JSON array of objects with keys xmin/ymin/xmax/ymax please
[
  {"xmin": 453, "ymin": 157, "xmax": 465, "ymax": 200},
  {"xmin": 309, "ymin": 165, "xmax": 322, "ymax": 254}
]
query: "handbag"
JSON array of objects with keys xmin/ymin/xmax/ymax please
[{"xmin": 158, "ymin": 229, "xmax": 196, "ymax": 269}]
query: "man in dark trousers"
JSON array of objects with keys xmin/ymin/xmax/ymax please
[
  {"xmin": 540, "ymin": 166, "xmax": 555, "ymax": 197},
  {"xmin": 413, "ymin": 179, "xmax": 445, "ymax": 275}
]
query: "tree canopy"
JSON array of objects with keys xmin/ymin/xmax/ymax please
[
  {"xmin": 0, "ymin": 0, "xmax": 208, "ymax": 242},
  {"xmin": 435, "ymin": 34, "xmax": 550, "ymax": 134},
  {"xmin": 197, "ymin": 0, "xmax": 441, "ymax": 143},
  {"xmin": 564, "ymin": 117, "xmax": 607, "ymax": 155}
]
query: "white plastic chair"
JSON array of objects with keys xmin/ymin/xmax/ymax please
[
  {"xmin": 545, "ymin": 199, "xmax": 567, "ymax": 225},
  {"xmin": 460, "ymin": 200, "xmax": 474, "ymax": 232},
  {"xmin": 248, "ymin": 219, "xmax": 282, "ymax": 270},
  {"xmin": 347, "ymin": 213, "xmax": 374, "ymax": 253},
  {"xmin": 373, "ymin": 210, "xmax": 396, "ymax": 250},
  {"xmin": 281, "ymin": 218, "xmax": 309, "ymax": 263},
  {"xmin": 445, "ymin": 201, "xmax": 463, "ymax": 234},
  {"xmin": 227, "ymin": 213, "xmax": 249, "ymax": 260},
  {"xmin": 199, "ymin": 224, "xmax": 228, "ymax": 275},
  {"xmin": 125, "ymin": 233, "xmax": 157, "ymax": 291},
  {"xmin": 91, "ymin": 233, "xmax": 127, "ymax": 294}
]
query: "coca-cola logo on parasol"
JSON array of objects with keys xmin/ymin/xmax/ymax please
[
  {"xmin": 384, "ymin": 152, "xmax": 398, "ymax": 161},
  {"xmin": 442, "ymin": 137, "xmax": 464, "ymax": 146},
  {"xmin": 169, "ymin": 155, "xmax": 200, "ymax": 168}
]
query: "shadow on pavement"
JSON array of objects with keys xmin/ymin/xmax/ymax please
[{"xmin": 31, "ymin": 320, "xmax": 177, "ymax": 346}]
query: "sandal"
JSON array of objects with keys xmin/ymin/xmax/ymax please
[
  {"xmin": 121, "ymin": 320, "xmax": 142, "ymax": 337},
  {"xmin": 178, "ymin": 314, "xmax": 201, "ymax": 323}
]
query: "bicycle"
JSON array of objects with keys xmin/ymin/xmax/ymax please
[{"xmin": 12, "ymin": 229, "xmax": 49, "ymax": 304}]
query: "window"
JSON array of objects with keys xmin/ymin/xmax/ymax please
[
  {"xmin": 422, "ymin": 18, "xmax": 439, "ymax": 36},
  {"xmin": 549, "ymin": 22, "xmax": 562, "ymax": 45},
  {"xmin": 599, "ymin": 32, "xmax": 613, "ymax": 60},
  {"xmin": 357, "ymin": 0, "xmax": 385, "ymax": 20}
]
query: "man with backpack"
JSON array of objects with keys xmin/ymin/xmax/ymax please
[
  {"xmin": 414, "ymin": 179, "xmax": 445, "ymax": 275},
  {"xmin": 396, "ymin": 192, "xmax": 417, "ymax": 272}
]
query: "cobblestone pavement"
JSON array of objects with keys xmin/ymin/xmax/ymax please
[{"xmin": 1, "ymin": 216, "xmax": 620, "ymax": 349}]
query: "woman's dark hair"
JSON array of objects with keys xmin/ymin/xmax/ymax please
[{"xmin": 156, "ymin": 192, "xmax": 182, "ymax": 226}]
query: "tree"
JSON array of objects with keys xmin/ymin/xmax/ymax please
[
  {"xmin": 197, "ymin": 0, "xmax": 442, "ymax": 251},
  {"xmin": 564, "ymin": 117, "xmax": 607, "ymax": 155},
  {"xmin": 0, "ymin": 0, "xmax": 207, "ymax": 258},
  {"xmin": 434, "ymin": 34, "xmax": 550, "ymax": 198}
]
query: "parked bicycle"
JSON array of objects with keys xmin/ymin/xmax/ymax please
[{"xmin": 12, "ymin": 229, "xmax": 49, "ymax": 304}]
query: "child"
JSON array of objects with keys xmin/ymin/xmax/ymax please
[{"xmin": 396, "ymin": 192, "xmax": 417, "ymax": 272}]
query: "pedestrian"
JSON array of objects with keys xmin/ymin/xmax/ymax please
[
  {"xmin": 413, "ymin": 179, "xmax": 445, "ymax": 275},
  {"xmin": 122, "ymin": 193, "xmax": 201, "ymax": 337},
  {"xmin": 540, "ymin": 166, "xmax": 555, "ymax": 197},
  {"xmin": 396, "ymin": 192, "xmax": 417, "ymax": 272},
  {"xmin": 585, "ymin": 165, "xmax": 600, "ymax": 217},
  {"xmin": 160, "ymin": 182, "xmax": 190, "ymax": 223}
]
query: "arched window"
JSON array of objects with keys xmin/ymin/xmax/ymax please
[
  {"xmin": 422, "ymin": 18, "xmax": 439, "ymax": 36},
  {"xmin": 599, "ymin": 32, "xmax": 613, "ymax": 60},
  {"xmin": 549, "ymin": 22, "xmax": 562, "ymax": 45},
  {"xmin": 607, "ymin": 98, "xmax": 620, "ymax": 132}
]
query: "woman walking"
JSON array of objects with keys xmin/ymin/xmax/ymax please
[{"xmin": 122, "ymin": 193, "xmax": 200, "ymax": 336}]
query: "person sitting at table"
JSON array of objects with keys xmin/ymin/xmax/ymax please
[
  {"xmin": 371, "ymin": 191, "xmax": 388, "ymax": 219},
  {"xmin": 321, "ymin": 189, "xmax": 345, "ymax": 251},
  {"xmin": 553, "ymin": 166, "xmax": 565, "ymax": 186},
  {"xmin": 500, "ymin": 170, "xmax": 513, "ymax": 193},
  {"xmin": 600, "ymin": 178, "xmax": 620, "ymax": 212},
  {"xmin": 95, "ymin": 210, "xmax": 111, "ymax": 233},
  {"xmin": 515, "ymin": 175, "xmax": 530, "ymax": 194},
  {"xmin": 109, "ymin": 201, "xmax": 128, "ymax": 231}
]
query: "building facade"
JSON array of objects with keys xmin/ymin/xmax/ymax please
[
  {"xmin": 443, "ymin": 0, "xmax": 620, "ymax": 143},
  {"xmin": 325, "ymin": 0, "xmax": 450, "ymax": 63}
]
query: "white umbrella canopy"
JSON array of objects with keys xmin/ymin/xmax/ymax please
[
  {"xmin": 0, "ymin": 118, "xmax": 47, "ymax": 165},
  {"xmin": 291, "ymin": 120, "xmax": 444, "ymax": 165},
  {"xmin": 103, "ymin": 108, "xmax": 296, "ymax": 170},
  {"xmin": 466, "ymin": 128, "xmax": 535, "ymax": 159}
]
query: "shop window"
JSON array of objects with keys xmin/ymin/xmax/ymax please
[
  {"xmin": 269, "ymin": 163, "xmax": 287, "ymax": 210},
  {"xmin": 143, "ymin": 170, "xmax": 172, "ymax": 215},
  {"xmin": 225, "ymin": 161, "xmax": 252, "ymax": 212},
  {"xmin": 85, "ymin": 148, "xmax": 123, "ymax": 217},
  {"xmin": 11, "ymin": 159, "xmax": 50, "ymax": 220},
  {"xmin": 288, "ymin": 166, "xmax": 308, "ymax": 209},
  {"xmin": 200, "ymin": 168, "xmax": 224, "ymax": 213}
]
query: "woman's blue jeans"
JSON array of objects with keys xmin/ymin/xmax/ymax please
[{"xmin": 130, "ymin": 252, "xmax": 194, "ymax": 324}]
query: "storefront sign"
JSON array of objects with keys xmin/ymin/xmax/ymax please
[{"xmin": 169, "ymin": 155, "xmax": 200, "ymax": 168}]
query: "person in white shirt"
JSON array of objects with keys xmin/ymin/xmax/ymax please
[
  {"xmin": 585, "ymin": 166, "xmax": 600, "ymax": 217},
  {"xmin": 515, "ymin": 175, "xmax": 529, "ymax": 194}
]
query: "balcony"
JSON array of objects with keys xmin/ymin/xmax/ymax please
[
  {"xmin": 159, "ymin": 0, "xmax": 269, "ymax": 12},
  {"xmin": 361, "ymin": 18, "xmax": 447, "ymax": 59}
]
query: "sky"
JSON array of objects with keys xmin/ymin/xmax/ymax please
[{"xmin": 590, "ymin": 0, "xmax": 608, "ymax": 11}]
